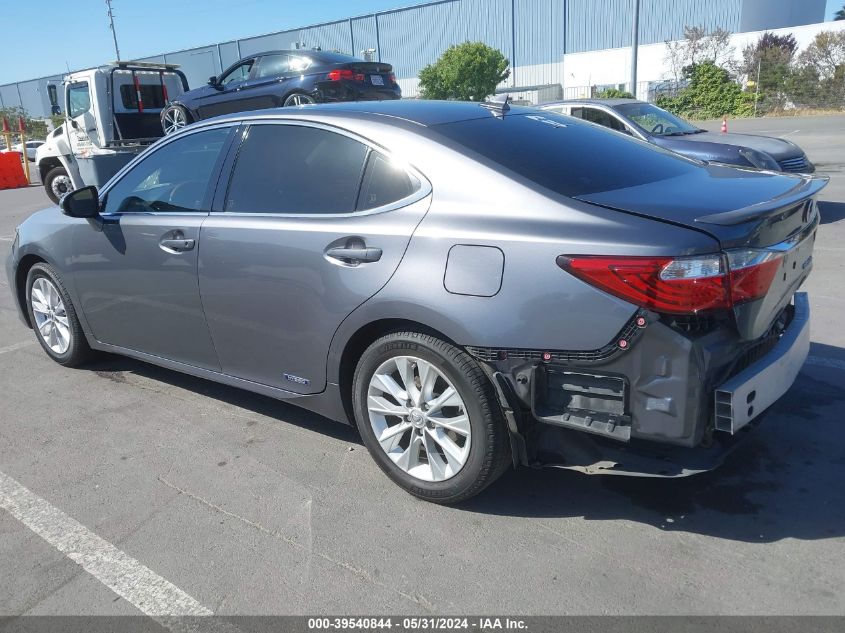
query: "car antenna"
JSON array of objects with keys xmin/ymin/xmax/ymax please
[{"xmin": 481, "ymin": 94, "xmax": 511, "ymax": 117}]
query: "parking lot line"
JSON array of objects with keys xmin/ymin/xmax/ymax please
[{"xmin": 0, "ymin": 469, "xmax": 213, "ymax": 617}]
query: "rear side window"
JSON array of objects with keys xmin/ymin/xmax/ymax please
[
  {"xmin": 356, "ymin": 152, "xmax": 420, "ymax": 211},
  {"xmin": 581, "ymin": 107, "xmax": 626, "ymax": 132},
  {"xmin": 433, "ymin": 112, "xmax": 697, "ymax": 197},
  {"xmin": 255, "ymin": 54, "xmax": 290, "ymax": 78},
  {"xmin": 225, "ymin": 125, "xmax": 369, "ymax": 214}
]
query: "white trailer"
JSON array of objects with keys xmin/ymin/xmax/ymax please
[{"xmin": 35, "ymin": 62, "xmax": 189, "ymax": 203}]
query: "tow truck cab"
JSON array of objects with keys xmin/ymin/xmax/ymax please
[{"xmin": 36, "ymin": 62, "xmax": 189, "ymax": 203}]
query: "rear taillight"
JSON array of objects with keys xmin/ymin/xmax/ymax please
[
  {"xmin": 388, "ymin": 72, "xmax": 396, "ymax": 84},
  {"xmin": 327, "ymin": 69, "xmax": 364, "ymax": 82},
  {"xmin": 725, "ymin": 249, "xmax": 783, "ymax": 304},
  {"xmin": 557, "ymin": 251, "xmax": 782, "ymax": 315}
]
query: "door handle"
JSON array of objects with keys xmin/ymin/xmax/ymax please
[
  {"xmin": 160, "ymin": 238, "xmax": 195, "ymax": 252},
  {"xmin": 325, "ymin": 246, "xmax": 382, "ymax": 264}
]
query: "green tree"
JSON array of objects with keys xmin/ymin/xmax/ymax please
[
  {"xmin": 656, "ymin": 61, "xmax": 755, "ymax": 119},
  {"xmin": 835, "ymin": 4, "xmax": 845, "ymax": 20},
  {"xmin": 0, "ymin": 106, "xmax": 48, "ymax": 144},
  {"xmin": 740, "ymin": 32, "xmax": 798, "ymax": 111},
  {"xmin": 596, "ymin": 88, "xmax": 634, "ymax": 98},
  {"xmin": 418, "ymin": 41, "xmax": 510, "ymax": 101}
]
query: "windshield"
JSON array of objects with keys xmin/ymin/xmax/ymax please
[
  {"xmin": 432, "ymin": 110, "xmax": 698, "ymax": 198},
  {"xmin": 614, "ymin": 103, "xmax": 702, "ymax": 136}
]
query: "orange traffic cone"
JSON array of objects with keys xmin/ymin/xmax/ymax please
[{"xmin": 721, "ymin": 117, "xmax": 728, "ymax": 134}]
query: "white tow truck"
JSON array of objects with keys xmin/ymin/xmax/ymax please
[{"xmin": 35, "ymin": 62, "xmax": 189, "ymax": 203}]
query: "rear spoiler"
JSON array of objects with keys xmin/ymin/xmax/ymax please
[{"xmin": 696, "ymin": 175, "xmax": 829, "ymax": 226}]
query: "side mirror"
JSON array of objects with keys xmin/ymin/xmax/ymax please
[
  {"xmin": 61, "ymin": 186, "xmax": 100, "ymax": 218},
  {"xmin": 208, "ymin": 75, "xmax": 218, "ymax": 86}
]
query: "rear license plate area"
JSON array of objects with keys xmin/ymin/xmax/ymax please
[{"xmin": 370, "ymin": 75, "xmax": 384, "ymax": 86}]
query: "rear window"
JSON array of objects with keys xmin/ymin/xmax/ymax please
[
  {"xmin": 120, "ymin": 84, "xmax": 167, "ymax": 109},
  {"xmin": 432, "ymin": 111, "xmax": 698, "ymax": 197}
]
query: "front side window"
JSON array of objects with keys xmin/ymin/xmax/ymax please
[
  {"xmin": 255, "ymin": 54, "xmax": 290, "ymax": 78},
  {"xmin": 220, "ymin": 60, "xmax": 254, "ymax": 86},
  {"xmin": 103, "ymin": 127, "xmax": 231, "ymax": 214},
  {"xmin": 67, "ymin": 82, "xmax": 91, "ymax": 118},
  {"xmin": 225, "ymin": 125, "xmax": 369, "ymax": 214}
]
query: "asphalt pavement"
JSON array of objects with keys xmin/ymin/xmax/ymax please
[{"xmin": 0, "ymin": 115, "xmax": 843, "ymax": 617}]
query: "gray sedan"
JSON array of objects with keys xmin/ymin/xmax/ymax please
[
  {"xmin": 542, "ymin": 99, "xmax": 814, "ymax": 173},
  {"xmin": 5, "ymin": 101, "xmax": 826, "ymax": 503}
]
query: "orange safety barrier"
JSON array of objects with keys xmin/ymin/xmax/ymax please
[{"xmin": 0, "ymin": 151, "xmax": 28, "ymax": 190}]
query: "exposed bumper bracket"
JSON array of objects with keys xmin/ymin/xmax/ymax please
[{"xmin": 714, "ymin": 292, "xmax": 810, "ymax": 434}]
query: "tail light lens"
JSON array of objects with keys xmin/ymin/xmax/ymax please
[
  {"xmin": 726, "ymin": 249, "xmax": 783, "ymax": 304},
  {"xmin": 327, "ymin": 69, "xmax": 364, "ymax": 82},
  {"xmin": 389, "ymin": 73, "xmax": 396, "ymax": 84},
  {"xmin": 558, "ymin": 251, "xmax": 783, "ymax": 315}
]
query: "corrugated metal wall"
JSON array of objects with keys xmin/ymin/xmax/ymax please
[{"xmin": 0, "ymin": 0, "xmax": 818, "ymax": 117}]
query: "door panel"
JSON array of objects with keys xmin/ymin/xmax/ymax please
[
  {"xmin": 72, "ymin": 215, "xmax": 220, "ymax": 370},
  {"xmin": 70, "ymin": 126, "xmax": 233, "ymax": 370},
  {"xmin": 198, "ymin": 199, "xmax": 430, "ymax": 393}
]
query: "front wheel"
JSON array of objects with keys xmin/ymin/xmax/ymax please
[
  {"xmin": 26, "ymin": 263, "xmax": 93, "ymax": 367},
  {"xmin": 352, "ymin": 331, "xmax": 510, "ymax": 504},
  {"xmin": 44, "ymin": 166, "xmax": 72, "ymax": 205}
]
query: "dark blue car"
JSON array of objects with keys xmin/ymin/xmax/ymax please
[
  {"xmin": 161, "ymin": 50, "xmax": 400, "ymax": 134},
  {"xmin": 542, "ymin": 99, "xmax": 814, "ymax": 174}
]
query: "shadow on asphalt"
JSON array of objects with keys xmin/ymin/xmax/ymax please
[
  {"xmin": 818, "ymin": 200, "xmax": 845, "ymax": 225},
  {"xmin": 83, "ymin": 342, "xmax": 845, "ymax": 544}
]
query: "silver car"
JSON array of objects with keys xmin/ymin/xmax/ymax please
[{"xmin": 5, "ymin": 101, "xmax": 826, "ymax": 503}]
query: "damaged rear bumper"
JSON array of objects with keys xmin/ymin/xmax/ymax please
[{"xmin": 477, "ymin": 293, "xmax": 810, "ymax": 478}]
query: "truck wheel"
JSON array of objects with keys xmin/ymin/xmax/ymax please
[
  {"xmin": 352, "ymin": 331, "xmax": 511, "ymax": 504},
  {"xmin": 162, "ymin": 105, "xmax": 191, "ymax": 135},
  {"xmin": 44, "ymin": 166, "xmax": 72, "ymax": 205}
]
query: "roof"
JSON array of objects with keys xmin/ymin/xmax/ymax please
[
  {"xmin": 544, "ymin": 98, "xmax": 644, "ymax": 107},
  {"xmin": 205, "ymin": 100, "xmax": 534, "ymax": 128}
]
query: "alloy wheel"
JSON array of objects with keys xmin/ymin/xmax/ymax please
[
  {"xmin": 30, "ymin": 277, "xmax": 71, "ymax": 355},
  {"xmin": 367, "ymin": 355, "xmax": 471, "ymax": 482},
  {"xmin": 284, "ymin": 93, "xmax": 316, "ymax": 106},
  {"xmin": 163, "ymin": 107, "xmax": 188, "ymax": 134}
]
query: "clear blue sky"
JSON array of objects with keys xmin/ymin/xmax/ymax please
[
  {"xmin": 2, "ymin": 0, "xmax": 843, "ymax": 84},
  {"xmin": 1, "ymin": 0, "xmax": 405, "ymax": 84}
]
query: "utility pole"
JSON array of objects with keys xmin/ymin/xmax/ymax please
[
  {"xmin": 105, "ymin": 0, "xmax": 121, "ymax": 61},
  {"xmin": 630, "ymin": 0, "xmax": 640, "ymax": 98}
]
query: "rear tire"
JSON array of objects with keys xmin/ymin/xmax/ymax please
[
  {"xmin": 283, "ymin": 92, "xmax": 316, "ymax": 106},
  {"xmin": 26, "ymin": 263, "xmax": 93, "ymax": 367},
  {"xmin": 161, "ymin": 104, "xmax": 191, "ymax": 135},
  {"xmin": 44, "ymin": 166, "xmax": 71, "ymax": 205},
  {"xmin": 352, "ymin": 331, "xmax": 510, "ymax": 504}
]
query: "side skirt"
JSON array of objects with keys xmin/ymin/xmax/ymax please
[{"xmin": 88, "ymin": 340, "xmax": 351, "ymax": 425}]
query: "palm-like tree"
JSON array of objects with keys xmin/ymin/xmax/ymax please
[{"xmin": 836, "ymin": 3, "xmax": 845, "ymax": 20}]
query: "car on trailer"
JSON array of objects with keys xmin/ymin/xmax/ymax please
[{"xmin": 160, "ymin": 50, "xmax": 400, "ymax": 135}]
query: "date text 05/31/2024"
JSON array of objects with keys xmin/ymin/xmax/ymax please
[{"xmin": 307, "ymin": 617, "xmax": 529, "ymax": 630}]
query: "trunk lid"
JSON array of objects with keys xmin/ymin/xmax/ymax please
[{"xmin": 575, "ymin": 163, "xmax": 828, "ymax": 341}]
